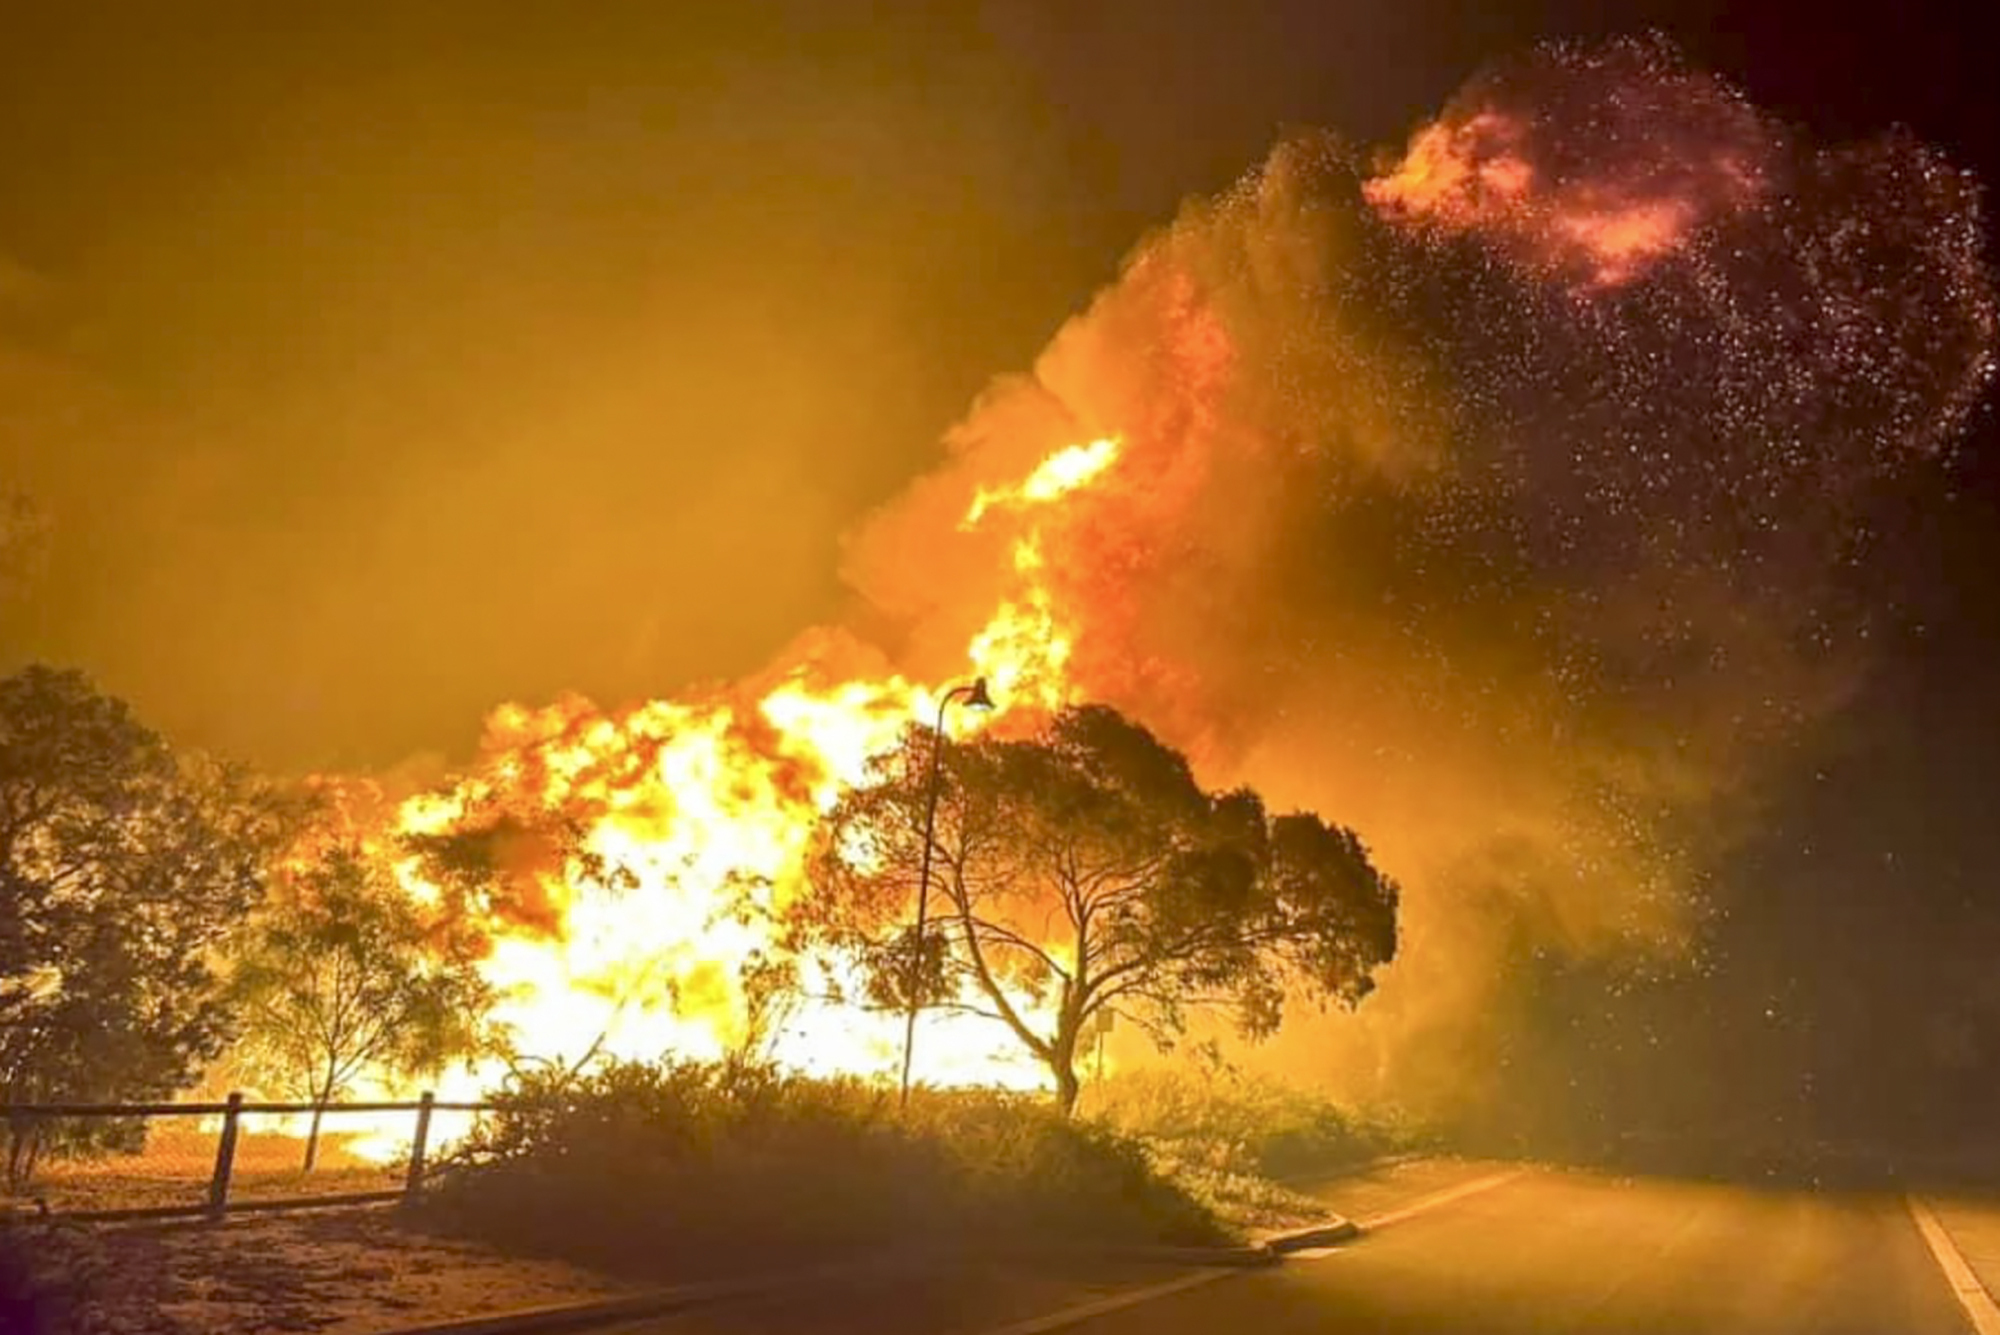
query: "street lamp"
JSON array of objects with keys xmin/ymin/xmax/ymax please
[{"xmin": 898, "ymin": 676, "xmax": 994, "ymax": 1110}]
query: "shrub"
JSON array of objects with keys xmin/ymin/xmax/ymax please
[
  {"xmin": 414, "ymin": 1059, "xmax": 1222, "ymax": 1277},
  {"xmin": 1078, "ymin": 1067, "xmax": 1432, "ymax": 1180},
  {"xmin": 1070, "ymin": 1066, "xmax": 1438, "ymax": 1229}
]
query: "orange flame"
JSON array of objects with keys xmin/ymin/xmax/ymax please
[
  {"xmin": 322, "ymin": 436, "xmax": 1134, "ymax": 1118},
  {"xmin": 964, "ymin": 437, "xmax": 1123, "ymax": 525}
]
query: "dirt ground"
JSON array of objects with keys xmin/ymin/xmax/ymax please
[
  {"xmin": 3, "ymin": 1203, "xmax": 638, "ymax": 1334},
  {"xmin": 0, "ymin": 1155, "xmax": 1378, "ymax": 1333}
]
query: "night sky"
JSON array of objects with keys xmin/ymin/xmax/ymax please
[{"xmin": 3, "ymin": 2, "xmax": 1996, "ymax": 1150}]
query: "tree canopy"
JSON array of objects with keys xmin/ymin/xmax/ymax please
[
  {"xmin": 807, "ymin": 703, "xmax": 1399, "ymax": 1112},
  {"xmin": 0, "ymin": 666, "xmax": 294, "ymax": 1180},
  {"xmin": 230, "ymin": 842, "xmax": 501, "ymax": 1169}
]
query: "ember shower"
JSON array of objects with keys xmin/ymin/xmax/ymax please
[{"xmin": 343, "ymin": 39, "xmax": 1996, "ymax": 1115}]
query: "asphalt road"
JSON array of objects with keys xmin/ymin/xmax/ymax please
[
  {"xmin": 1067, "ymin": 1170, "xmax": 1988, "ymax": 1335},
  {"xmin": 612, "ymin": 1162, "xmax": 2000, "ymax": 1335}
]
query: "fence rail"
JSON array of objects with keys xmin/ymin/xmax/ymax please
[
  {"xmin": 3, "ymin": 1091, "xmax": 500, "ymax": 1222},
  {"xmin": 5, "ymin": 1099, "xmax": 495, "ymax": 1117}
]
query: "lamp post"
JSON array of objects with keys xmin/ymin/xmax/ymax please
[{"xmin": 898, "ymin": 676, "xmax": 994, "ymax": 1110}]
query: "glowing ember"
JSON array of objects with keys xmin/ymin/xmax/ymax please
[{"xmin": 1365, "ymin": 39, "xmax": 1777, "ymax": 288}]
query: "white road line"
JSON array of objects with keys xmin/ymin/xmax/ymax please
[
  {"xmin": 1356, "ymin": 1168, "xmax": 1531, "ymax": 1232},
  {"xmin": 971, "ymin": 1166, "xmax": 1531, "ymax": 1334},
  {"xmin": 970, "ymin": 1269, "xmax": 1237, "ymax": 1335},
  {"xmin": 1907, "ymin": 1195, "xmax": 2000, "ymax": 1335}
]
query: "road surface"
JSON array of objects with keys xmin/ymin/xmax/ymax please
[{"xmin": 611, "ymin": 1160, "xmax": 2000, "ymax": 1335}]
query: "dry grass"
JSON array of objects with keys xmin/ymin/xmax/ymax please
[
  {"xmin": 2, "ymin": 1204, "xmax": 633, "ymax": 1335},
  {"xmin": 9, "ymin": 1129, "xmax": 399, "ymax": 1215}
]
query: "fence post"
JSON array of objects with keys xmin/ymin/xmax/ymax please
[
  {"xmin": 208, "ymin": 1091, "xmax": 243, "ymax": 1220},
  {"xmin": 404, "ymin": 1091, "xmax": 435, "ymax": 1201}
]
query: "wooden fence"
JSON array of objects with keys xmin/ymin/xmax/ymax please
[{"xmin": 3, "ymin": 1092, "xmax": 498, "ymax": 1223}]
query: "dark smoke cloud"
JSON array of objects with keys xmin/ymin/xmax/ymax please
[{"xmin": 848, "ymin": 39, "xmax": 1996, "ymax": 1117}]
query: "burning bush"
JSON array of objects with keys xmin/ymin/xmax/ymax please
[{"xmin": 413, "ymin": 1058, "xmax": 1223, "ymax": 1276}]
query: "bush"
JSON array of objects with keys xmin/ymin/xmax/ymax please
[
  {"xmin": 413, "ymin": 1059, "xmax": 1223, "ymax": 1277},
  {"xmin": 1071, "ymin": 1067, "xmax": 1437, "ymax": 1230},
  {"xmin": 1078, "ymin": 1067, "xmax": 1431, "ymax": 1180}
]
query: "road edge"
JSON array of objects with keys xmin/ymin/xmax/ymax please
[
  {"xmin": 363, "ymin": 1262, "xmax": 880, "ymax": 1335},
  {"xmin": 364, "ymin": 1154, "xmax": 1480, "ymax": 1335},
  {"xmin": 361, "ymin": 1233, "xmax": 1294, "ymax": 1335},
  {"xmin": 1907, "ymin": 1195, "xmax": 2000, "ymax": 1335}
]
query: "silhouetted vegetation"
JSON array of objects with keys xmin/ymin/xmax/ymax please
[
  {"xmin": 229, "ymin": 844, "xmax": 502, "ymax": 1171},
  {"xmin": 808, "ymin": 704, "xmax": 1399, "ymax": 1114},
  {"xmin": 1079, "ymin": 1065, "xmax": 1435, "ymax": 1223},
  {"xmin": 0, "ymin": 666, "xmax": 296, "ymax": 1187},
  {"xmin": 415, "ymin": 1058, "xmax": 1226, "ymax": 1276}
]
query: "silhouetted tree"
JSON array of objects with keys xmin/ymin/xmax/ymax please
[
  {"xmin": 808, "ymin": 704, "xmax": 1399, "ymax": 1114},
  {"xmin": 229, "ymin": 845, "xmax": 500, "ymax": 1171},
  {"xmin": 0, "ymin": 666, "xmax": 293, "ymax": 1186}
]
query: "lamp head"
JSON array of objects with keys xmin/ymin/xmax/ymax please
[{"xmin": 963, "ymin": 677, "xmax": 995, "ymax": 711}]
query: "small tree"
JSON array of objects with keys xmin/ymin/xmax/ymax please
[
  {"xmin": 808, "ymin": 704, "xmax": 1399, "ymax": 1114},
  {"xmin": 735, "ymin": 950, "xmax": 804, "ymax": 1060},
  {"xmin": 0, "ymin": 666, "xmax": 294, "ymax": 1186},
  {"xmin": 230, "ymin": 845, "xmax": 499, "ymax": 1170}
]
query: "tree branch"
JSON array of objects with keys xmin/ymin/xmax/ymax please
[{"xmin": 942, "ymin": 871, "xmax": 1051, "ymax": 1061}]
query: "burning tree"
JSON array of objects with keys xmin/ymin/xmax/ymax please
[
  {"xmin": 0, "ymin": 666, "xmax": 294, "ymax": 1185},
  {"xmin": 228, "ymin": 844, "xmax": 500, "ymax": 1170},
  {"xmin": 808, "ymin": 704, "xmax": 1399, "ymax": 1114}
]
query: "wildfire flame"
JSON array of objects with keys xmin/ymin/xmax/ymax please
[{"xmin": 311, "ymin": 436, "xmax": 1132, "ymax": 1148}]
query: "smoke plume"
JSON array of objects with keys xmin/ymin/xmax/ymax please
[{"xmin": 845, "ymin": 37, "xmax": 1996, "ymax": 1116}]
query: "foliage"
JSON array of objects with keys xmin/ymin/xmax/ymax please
[
  {"xmin": 734, "ymin": 949, "xmax": 803, "ymax": 1059},
  {"xmin": 400, "ymin": 809, "xmax": 637, "ymax": 943},
  {"xmin": 1072, "ymin": 1064, "xmax": 1439, "ymax": 1230},
  {"xmin": 228, "ymin": 843, "xmax": 501, "ymax": 1170},
  {"xmin": 418, "ymin": 1057, "xmax": 1224, "ymax": 1273},
  {"xmin": 1080, "ymin": 1064, "xmax": 1433, "ymax": 1180},
  {"xmin": 806, "ymin": 704, "xmax": 1399, "ymax": 1112},
  {"xmin": 0, "ymin": 666, "xmax": 295, "ymax": 1187}
]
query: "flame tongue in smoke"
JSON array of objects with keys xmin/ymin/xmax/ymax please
[
  {"xmin": 965, "ymin": 437, "xmax": 1122, "ymax": 525},
  {"xmin": 963, "ymin": 438, "xmax": 1124, "ymax": 710}
]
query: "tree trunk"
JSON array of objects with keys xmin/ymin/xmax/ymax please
[
  {"xmin": 303, "ymin": 1102, "xmax": 325, "ymax": 1173},
  {"xmin": 1050, "ymin": 1013, "xmax": 1083, "ymax": 1118},
  {"xmin": 1053, "ymin": 1062, "xmax": 1081, "ymax": 1117}
]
